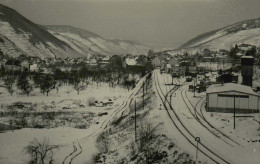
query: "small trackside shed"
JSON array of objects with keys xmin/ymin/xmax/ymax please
[{"xmin": 206, "ymin": 83, "xmax": 260, "ymax": 113}]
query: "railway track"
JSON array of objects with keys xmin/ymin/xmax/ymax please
[
  {"xmin": 194, "ymin": 95, "xmax": 244, "ymax": 147},
  {"xmin": 153, "ymin": 70, "xmax": 231, "ymax": 164},
  {"xmin": 180, "ymin": 87, "xmax": 241, "ymax": 147},
  {"xmin": 62, "ymin": 73, "xmax": 150, "ymax": 164},
  {"xmin": 101, "ymin": 73, "xmax": 149, "ymax": 129}
]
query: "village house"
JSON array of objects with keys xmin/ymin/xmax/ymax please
[
  {"xmin": 216, "ymin": 55, "xmax": 230, "ymax": 63},
  {"xmin": 98, "ymin": 56, "xmax": 111, "ymax": 69},
  {"xmin": 123, "ymin": 57, "xmax": 147, "ymax": 73},
  {"xmin": 188, "ymin": 61, "xmax": 197, "ymax": 77},
  {"xmin": 29, "ymin": 63, "xmax": 39, "ymax": 72},
  {"xmin": 238, "ymin": 43, "xmax": 253, "ymax": 52},
  {"xmin": 168, "ymin": 57, "xmax": 179, "ymax": 67},
  {"xmin": 162, "ymin": 63, "xmax": 172, "ymax": 74},
  {"xmin": 123, "ymin": 57, "xmax": 137, "ymax": 69},
  {"xmin": 4, "ymin": 59, "xmax": 24, "ymax": 72},
  {"xmin": 21, "ymin": 60, "xmax": 30, "ymax": 70},
  {"xmin": 203, "ymin": 48, "xmax": 211, "ymax": 56},
  {"xmin": 179, "ymin": 61, "xmax": 189, "ymax": 76}
]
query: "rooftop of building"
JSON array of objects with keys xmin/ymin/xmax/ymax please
[{"xmin": 206, "ymin": 83, "xmax": 259, "ymax": 96}]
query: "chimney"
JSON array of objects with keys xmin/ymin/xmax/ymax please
[{"xmin": 241, "ymin": 56, "xmax": 254, "ymax": 87}]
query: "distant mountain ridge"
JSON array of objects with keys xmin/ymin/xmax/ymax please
[
  {"xmin": 179, "ymin": 17, "xmax": 260, "ymax": 50},
  {"xmin": 0, "ymin": 4, "xmax": 81, "ymax": 58},
  {"xmin": 0, "ymin": 4, "xmax": 149, "ymax": 58},
  {"xmin": 44, "ymin": 25, "xmax": 149, "ymax": 56}
]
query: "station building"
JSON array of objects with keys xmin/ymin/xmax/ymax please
[{"xmin": 206, "ymin": 83, "xmax": 260, "ymax": 113}]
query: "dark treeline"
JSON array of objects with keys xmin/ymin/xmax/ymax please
[{"xmin": 0, "ymin": 60, "xmax": 152, "ymax": 96}]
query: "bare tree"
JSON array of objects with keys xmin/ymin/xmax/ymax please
[
  {"xmin": 17, "ymin": 73, "xmax": 33, "ymax": 96},
  {"xmin": 74, "ymin": 82, "xmax": 86, "ymax": 94},
  {"xmin": 65, "ymin": 88, "xmax": 72, "ymax": 96},
  {"xmin": 3, "ymin": 75, "xmax": 15, "ymax": 87},
  {"xmin": 24, "ymin": 137, "xmax": 61, "ymax": 164},
  {"xmin": 55, "ymin": 81, "xmax": 62, "ymax": 93},
  {"xmin": 40, "ymin": 75, "xmax": 56, "ymax": 96},
  {"xmin": 6, "ymin": 85, "xmax": 14, "ymax": 95}
]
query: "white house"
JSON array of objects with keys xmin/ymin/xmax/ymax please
[
  {"xmin": 29, "ymin": 63, "xmax": 38, "ymax": 72},
  {"xmin": 206, "ymin": 83, "xmax": 260, "ymax": 113},
  {"xmin": 21, "ymin": 61, "xmax": 30, "ymax": 70}
]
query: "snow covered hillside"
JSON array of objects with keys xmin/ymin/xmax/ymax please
[
  {"xmin": 180, "ymin": 17, "xmax": 260, "ymax": 51},
  {"xmin": 45, "ymin": 25, "xmax": 150, "ymax": 56},
  {"xmin": 0, "ymin": 4, "xmax": 83, "ymax": 58},
  {"xmin": 0, "ymin": 4, "xmax": 149, "ymax": 58}
]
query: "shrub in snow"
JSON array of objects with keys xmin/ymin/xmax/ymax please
[
  {"xmin": 42, "ymin": 112, "xmax": 55, "ymax": 121},
  {"xmin": 87, "ymin": 97, "xmax": 96, "ymax": 106},
  {"xmin": 92, "ymin": 153, "xmax": 105, "ymax": 163},
  {"xmin": 129, "ymin": 140, "xmax": 138, "ymax": 160},
  {"xmin": 97, "ymin": 131, "xmax": 111, "ymax": 154},
  {"xmin": 111, "ymin": 115, "xmax": 128, "ymax": 126},
  {"xmin": 14, "ymin": 115, "xmax": 28, "ymax": 127},
  {"xmin": 138, "ymin": 122, "xmax": 156, "ymax": 151},
  {"xmin": 74, "ymin": 124, "xmax": 86, "ymax": 129},
  {"xmin": 6, "ymin": 85, "xmax": 14, "ymax": 95},
  {"xmin": 143, "ymin": 148, "xmax": 167, "ymax": 163},
  {"xmin": 3, "ymin": 74, "xmax": 15, "ymax": 87}
]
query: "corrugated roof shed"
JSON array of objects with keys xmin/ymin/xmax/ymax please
[{"xmin": 207, "ymin": 83, "xmax": 259, "ymax": 96}]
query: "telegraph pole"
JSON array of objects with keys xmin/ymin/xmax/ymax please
[
  {"xmin": 143, "ymin": 82, "xmax": 145, "ymax": 110},
  {"xmin": 234, "ymin": 95, "xmax": 236, "ymax": 129},
  {"xmin": 146, "ymin": 76, "xmax": 148, "ymax": 93},
  {"xmin": 193, "ymin": 77, "xmax": 196, "ymax": 97},
  {"xmin": 135, "ymin": 100, "xmax": 137, "ymax": 142},
  {"xmin": 195, "ymin": 137, "xmax": 200, "ymax": 159}
]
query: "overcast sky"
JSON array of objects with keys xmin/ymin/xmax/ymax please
[{"xmin": 1, "ymin": 0, "xmax": 260, "ymax": 48}]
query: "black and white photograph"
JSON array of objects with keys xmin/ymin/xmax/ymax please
[{"xmin": 0, "ymin": 0, "xmax": 259, "ymax": 163}]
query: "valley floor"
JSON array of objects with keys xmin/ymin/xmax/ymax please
[{"xmin": 0, "ymin": 71, "xmax": 259, "ymax": 164}]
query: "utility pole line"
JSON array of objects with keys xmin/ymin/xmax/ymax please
[
  {"xmin": 234, "ymin": 95, "xmax": 236, "ymax": 129},
  {"xmin": 145, "ymin": 77, "xmax": 147, "ymax": 94},
  {"xmin": 193, "ymin": 77, "xmax": 196, "ymax": 97},
  {"xmin": 143, "ymin": 82, "xmax": 145, "ymax": 110},
  {"xmin": 195, "ymin": 137, "xmax": 200, "ymax": 159},
  {"xmin": 135, "ymin": 99, "xmax": 137, "ymax": 142}
]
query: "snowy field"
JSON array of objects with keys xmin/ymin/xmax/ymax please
[
  {"xmin": 0, "ymin": 82, "xmax": 129, "ymax": 164},
  {"xmin": 1, "ymin": 71, "xmax": 259, "ymax": 163}
]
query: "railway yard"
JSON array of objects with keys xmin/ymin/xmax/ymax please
[{"xmin": 153, "ymin": 70, "xmax": 259, "ymax": 164}]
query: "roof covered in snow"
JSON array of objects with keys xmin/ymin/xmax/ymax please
[
  {"xmin": 166, "ymin": 64, "xmax": 172, "ymax": 68},
  {"xmin": 207, "ymin": 83, "xmax": 259, "ymax": 96},
  {"xmin": 241, "ymin": 55, "xmax": 254, "ymax": 59},
  {"xmin": 125, "ymin": 58, "xmax": 137, "ymax": 66}
]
